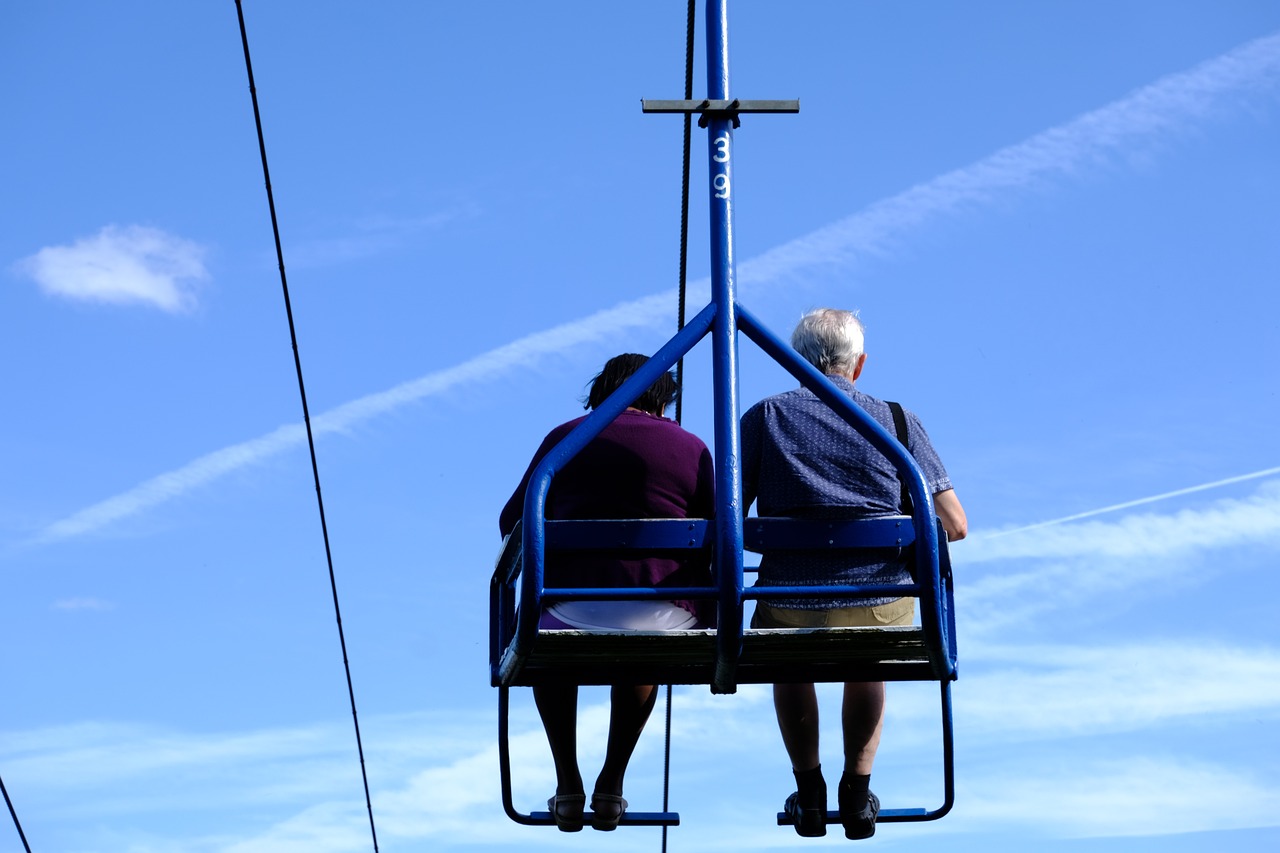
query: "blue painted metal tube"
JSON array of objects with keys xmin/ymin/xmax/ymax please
[
  {"xmin": 743, "ymin": 583, "xmax": 923, "ymax": 601},
  {"xmin": 499, "ymin": 686, "xmax": 681, "ymax": 826},
  {"xmin": 705, "ymin": 0, "xmax": 746, "ymax": 695},
  {"xmin": 537, "ymin": 582, "xmax": 922, "ymax": 603},
  {"xmin": 510, "ymin": 303, "xmax": 719, "ymax": 672},
  {"xmin": 876, "ymin": 681, "xmax": 955, "ymax": 821},
  {"xmin": 736, "ymin": 304, "xmax": 952, "ymax": 678},
  {"xmin": 542, "ymin": 586, "xmax": 716, "ymax": 603}
]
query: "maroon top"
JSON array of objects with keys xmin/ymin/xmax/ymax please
[{"xmin": 499, "ymin": 409, "xmax": 716, "ymax": 620}]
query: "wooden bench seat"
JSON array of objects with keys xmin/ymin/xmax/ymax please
[{"xmin": 507, "ymin": 625, "xmax": 936, "ymax": 686}]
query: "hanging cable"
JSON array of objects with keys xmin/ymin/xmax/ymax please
[
  {"xmin": 664, "ymin": 5, "xmax": 698, "ymax": 852},
  {"xmin": 233, "ymin": 3, "xmax": 379, "ymax": 851},
  {"xmin": 1, "ymin": 772, "xmax": 32, "ymax": 853},
  {"xmin": 673, "ymin": 0, "xmax": 697, "ymax": 427}
]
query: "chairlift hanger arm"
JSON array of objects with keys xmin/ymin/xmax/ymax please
[{"xmin": 642, "ymin": 98, "xmax": 799, "ymax": 127}]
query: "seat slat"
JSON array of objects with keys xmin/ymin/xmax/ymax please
[{"xmin": 509, "ymin": 627, "xmax": 935, "ymax": 686}]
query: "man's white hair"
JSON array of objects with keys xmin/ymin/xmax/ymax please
[{"xmin": 790, "ymin": 308, "xmax": 865, "ymax": 376}]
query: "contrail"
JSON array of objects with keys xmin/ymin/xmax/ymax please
[
  {"xmin": 33, "ymin": 293, "xmax": 672, "ymax": 543},
  {"xmin": 979, "ymin": 465, "xmax": 1280, "ymax": 539},
  {"xmin": 738, "ymin": 30, "xmax": 1280, "ymax": 283},
  {"xmin": 33, "ymin": 32, "xmax": 1280, "ymax": 544}
]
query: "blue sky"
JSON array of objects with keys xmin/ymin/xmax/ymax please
[{"xmin": 3, "ymin": 1, "xmax": 1279, "ymax": 851}]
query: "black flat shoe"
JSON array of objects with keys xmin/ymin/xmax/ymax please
[
  {"xmin": 840, "ymin": 789, "xmax": 879, "ymax": 840},
  {"xmin": 784, "ymin": 791, "xmax": 827, "ymax": 837},
  {"xmin": 547, "ymin": 793, "xmax": 585, "ymax": 832}
]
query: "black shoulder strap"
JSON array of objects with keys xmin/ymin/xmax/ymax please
[{"xmin": 888, "ymin": 401, "xmax": 912, "ymax": 514}]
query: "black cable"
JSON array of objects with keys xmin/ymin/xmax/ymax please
[
  {"xmin": 664, "ymin": 8, "xmax": 698, "ymax": 852},
  {"xmin": 674, "ymin": 0, "xmax": 696, "ymax": 427},
  {"xmin": 660, "ymin": 682, "xmax": 674, "ymax": 853},
  {"xmin": 1, "ymin": 772, "xmax": 32, "ymax": 853},
  {"xmin": 233, "ymin": 3, "xmax": 379, "ymax": 851}
]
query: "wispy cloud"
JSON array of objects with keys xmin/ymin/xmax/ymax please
[
  {"xmin": 15, "ymin": 225, "xmax": 209, "ymax": 313},
  {"xmin": 964, "ymin": 477, "xmax": 1280, "ymax": 564},
  {"xmin": 286, "ymin": 208, "xmax": 478, "ymax": 269},
  {"xmin": 32, "ymin": 294, "xmax": 672, "ymax": 543},
  {"xmin": 983, "ymin": 465, "xmax": 1280, "ymax": 538},
  {"xmin": 955, "ymin": 478, "xmax": 1280, "ymax": 633},
  {"xmin": 738, "ymin": 31, "xmax": 1280, "ymax": 286},
  {"xmin": 958, "ymin": 757, "xmax": 1280, "ymax": 838},
  {"xmin": 29, "ymin": 33, "xmax": 1280, "ymax": 543},
  {"xmin": 9, "ymin": 674, "xmax": 1278, "ymax": 850},
  {"xmin": 889, "ymin": 640, "xmax": 1280, "ymax": 743}
]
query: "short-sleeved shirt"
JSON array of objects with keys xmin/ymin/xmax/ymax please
[
  {"xmin": 500, "ymin": 409, "xmax": 716, "ymax": 620},
  {"xmin": 741, "ymin": 375, "xmax": 953, "ymax": 608}
]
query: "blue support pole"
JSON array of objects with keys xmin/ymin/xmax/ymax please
[{"xmin": 705, "ymin": 0, "xmax": 745, "ymax": 695}]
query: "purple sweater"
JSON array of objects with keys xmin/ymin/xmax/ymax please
[{"xmin": 499, "ymin": 409, "xmax": 715, "ymax": 619}]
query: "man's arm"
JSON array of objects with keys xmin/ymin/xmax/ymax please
[
  {"xmin": 739, "ymin": 403, "xmax": 762, "ymax": 514},
  {"xmin": 933, "ymin": 489, "xmax": 968, "ymax": 542}
]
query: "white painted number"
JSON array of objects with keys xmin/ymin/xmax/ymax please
[
  {"xmin": 713, "ymin": 173, "xmax": 730, "ymax": 199},
  {"xmin": 713, "ymin": 135, "xmax": 730, "ymax": 162}
]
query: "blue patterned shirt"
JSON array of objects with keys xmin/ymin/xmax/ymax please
[{"xmin": 741, "ymin": 375, "xmax": 953, "ymax": 608}]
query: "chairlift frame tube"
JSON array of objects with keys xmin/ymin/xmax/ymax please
[{"xmin": 705, "ymin": 0, "xmax": 746, "ymax": 694}]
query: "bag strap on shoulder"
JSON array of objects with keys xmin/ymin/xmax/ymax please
[{"xmin": 887, "ymin": 401, "xmax": 912, "ymax": 515}]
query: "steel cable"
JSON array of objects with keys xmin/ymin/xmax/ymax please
[
  {"xmin": 233, "ymin": 3, "xmax": 379, "ymax": 850},
  {"xmin": 1, "ymin": 772, "xmax": 32, "ymax": 853},
  {"xmin": 664, "ymin": 4, "xmax": 699, "ymax": 852}
]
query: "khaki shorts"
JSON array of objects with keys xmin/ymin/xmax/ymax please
[{"xmin": 752, "ymin": 596, "xmax": 915, "ymax": 629}]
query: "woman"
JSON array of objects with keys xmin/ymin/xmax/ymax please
[{"xmin": 499, "ymin": 353, "xmax": 714, "ymax": 831}]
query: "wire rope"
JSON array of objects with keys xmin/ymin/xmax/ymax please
[
  {"xmin": 664, "ymin": 4, "xmax": 698, "ymax": 852},
  {"xmin": 673, "ymin": 0, "xmax": 697, "ymax": 428},
  {"xmin": 1, "ymin": 772, "xmax": 32, "ymax": 853},
  {"xmin": 233, "ymin": 3, "xmax": 379, "ymax": 850}
]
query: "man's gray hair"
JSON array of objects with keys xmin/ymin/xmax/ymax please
[{"xmin": 790, "ymin": 308, "xmax": 866, "ymax": 376}]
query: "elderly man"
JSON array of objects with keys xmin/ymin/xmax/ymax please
[{"xmin": 741, "ymin": 308, "xmax": 967, "ymax": 840}]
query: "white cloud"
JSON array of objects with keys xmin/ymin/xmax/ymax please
[
  {"xmin": 8, "ymin": 671, "xmax": 1279, "ymax": 851},
  {"xmin": 978, "ymin": 467, "xmax": 1280, "ymax": 541},
  {"xmin": 15, "ymin": 224, "xmax": 209, "ymax": 313},
  {"xmin": 0, "ymin": 706, "xmax": 673, "ymax": 852},
  {"xmin": 952, "ymin": 479, "xmax": 1280, "ymax": 633},
  {"xmin": 27, "ymin": 32, "xmax": 1280, "ymax": 543},
  {"xmin": 885, "ymin": 640, "xmax": 1280, "ymax": 744},
  {"xmin": 964, "ymin": 478, "xmax": 1280, "ymax": 564},
  {"xmin": 957, "ymin": 757, "xmax": 1280, "ymax": 838}
]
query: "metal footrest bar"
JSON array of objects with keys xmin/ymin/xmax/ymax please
[
  {"xmin": 526, "ymin": 810, "xmax": 680, "ymax": 828},
  {"xmin": 497, "ymin": 686, "xmax": 681, "ymax": 828},
  {"xmin": 775, "ymin": 680, "xmax": 955, "ymax": 827}
]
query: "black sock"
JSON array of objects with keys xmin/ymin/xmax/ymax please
[
  {"xmin": 839, "ymin": 772, "xmax": 871, "ymax": 813},
  {"xmin": 794, "ymin": 765, "xmax": 826, "ymax": 810}
]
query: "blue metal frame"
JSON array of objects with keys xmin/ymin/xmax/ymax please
[{"xmin": 493, "ymin": 0, "xmax": 956, "ymax": 827}]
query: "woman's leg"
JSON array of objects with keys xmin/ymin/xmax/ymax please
[
  {"xmin": 533, "ymin": 684, "xmax": 584, "ymax": 795},
  {"xmin": 594, "ymin": 683, "xmax": 659, "ymax": 796}
]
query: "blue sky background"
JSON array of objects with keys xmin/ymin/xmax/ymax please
[{"xmin": 3, "ymin": 1, "xmax": 1279, "ymax": 851}]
